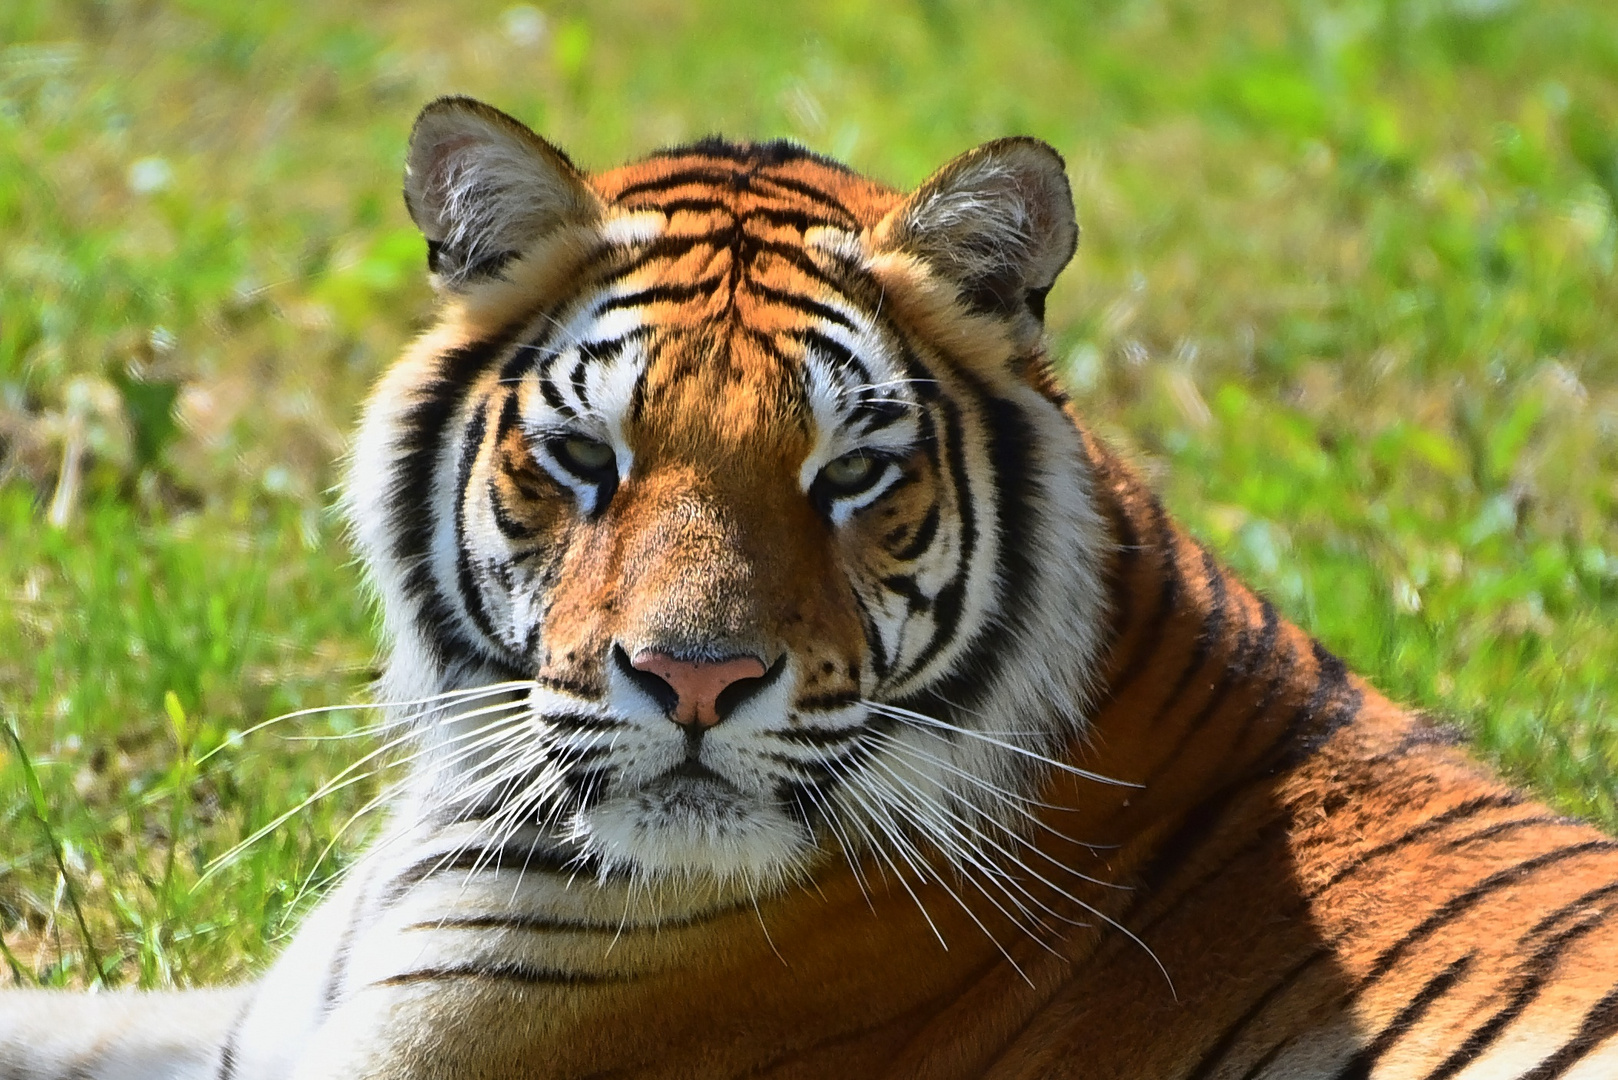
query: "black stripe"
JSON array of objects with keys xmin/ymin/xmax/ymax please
[
  {"xmin": 1528, "ymin": 880, "xmax": 1618, "ymax": 939},
  {"xmin": 1235, "ymin": 1035, "xmax": 1292, "ymax": 1080},
  {"xmin": 1130, "ymin": 542, "xmax": 1231, "ymax": 768},
  {"xmin": 770, "ymin": 724, "xmax": 866, "ymax": 747},
  {"xmin": 613, "ymin": 167, "xmax": 746, "ymax": 202},
  {"xmin": 1182, "ymin": 544, "xmax": 1229, "ymax": 682},
  {"xmin": 1105, "ymin": 494, "xmax": 1181, "ymax": 696},
  {"xmin": 890, "ymin": 503, "xmax": 941, "ymax": 562},
  {"xmin": 1329, "ymin": 953, "xmax": 1474, "ymax": 1080},
  {"xmin": 1128, "ymin": 791, "xmax": 1287, "ymax": 940},
  {"xmin": 747, "ymin": 236, "xmax": 849, "ymax": 291},
  {"xmin": 1519, "ymin": 982, "xmax": 1618, "ymax": 1080},
  {"xmin": 382, "ymin": 842, "xmax": 596, "ymax": 905},
  {"xmin": 744, "ymin": 278, "xmax": 856, "ymax": 331},
  {"xmin": 533, "ymin": 674, "xmax": 599, "ymax": 697},
  {"xmin": 854, "ymin": 399, "xmax": 910, "ymax": 436},
  {"xmin": 750, "ymin": 172, "xmax": 861, "ymax": 225},
  {"xmin": 1349, "ymin": 723, "xmax": 1470, "ymax": 774},
  {"xmin": 493, "ymin": 376, "xmax": 524, "ymax": 445},
  {"xmin": 850, "ymin": 586, "xmax": 891, "ymax": 681},
  {"xmin": 215, "ymin": 1032, "xmax": 237, "ymax": 1080},
  {"xmin": 452, "ymin": 397, "xmax": 506, "ymax": 650},
  {"xmin": 1134, "ymin": 561, "xmax": 1257, "ymax": 789},
  {"xmin": 791, "ymin": 691, "xmax": 860, "ymax": 711},
  {"xmin": 1102, "ymin": 478, "xmax": 1144, "ymax": 579},
  {"xmin": 1312, "ymin": 793, "xmax": 1525, "ymax": 897},
  {"xmin": 647, "ymin": 137, "xmax": 844, "ymax": 171},
  {"xmin": 542, "ymin": 712, "xmax": 629, "ymax": 734},
  {"xmin": 1281, "ymin": 638, "xmax": 1358, "ymax": 761},
  {"xmin": 612, "ymin": 232, "xmax": 717, "ymax": 276},
  {"xmin": 881, "ymin": 573, "xmax": 931, "ymax": 614},
  {"xmin": 886, "ymin": 376, "xmax": 986, "ymax": 689},
  {"xmin": 575, "ymin": 326, "xmax": 655, "ymax": 369},
  {"xmin": 789, "ymin": 325, "xmax": 865, "ymax": 378},
  {"xmin": 318, "ymin": 899, "xmax": 366, "ymax": 1014},
  {"xmin": 1424, "ymin": 900, "xmax": 1618, "ymax": 1080},
  {"xmin": 1235, "ymin": 596, "xmax": 1282, "ymax": 684},
  {"xmin": 648, "ymin": 196, "xmax": 738, "ymax": 218},
  {"xmin": 742, "ymin": 203, "xmax": 849, "ymax": 232},
  {"xmin": 405, "ymin": 900, "xmax": 743, "ymax": 936},
  {"xmin": 1142, "ymin": 669, "xmax": 1239, "ymax": 788},
  {"xmin": 536, "ymin": 370, "xmax": 568, "ymax": 413},
  {"xmin": 495, "ymin": 285, "xmax": 610, "ymax": 386},
  {"xmin": 387, "ymin": 332, "xmax": 520, "ymax": 670},
  {"xmin": 488, "ymin": 474, "xmax": 535, "ymax": 541},
  {"xmin": 1182, "ymin": 949, "xmax": 1330, "ymax": 1080},
  {"xmin": 1142, "ymin": 596, "xmax": 1277, "ymax": 789},
  {"xmin": 1434, "ymin": 814, "xmax": 1572, "ymax": 851},
  {"xmin": 375, "ymin": 962, "xmax": 628, "ymax": 988},
  {"xmin": 593, "ymin": 277, "xmax": 724, "ymax": 316},
  {"xmin": 1228, "ymin": 596, "xmax": 1295, "ymax": 757},
  {"xmin": 214, "ymin": 994, "xmax": 255, "ymax": 1080},
  {"xmin": 1363, "ymin": 841, "xmax": 1618, "ymax": 984}
]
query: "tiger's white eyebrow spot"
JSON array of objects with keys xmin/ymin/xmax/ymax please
[
  {"xmin": 599, "ymin": 211, "xmax": 665, "ymax": 247},
  {"xmin": 796, "ymin": 319, "xmax": 924, "ymax": 496},
  {"xmin": 804, "ymin": 225, "xmax": 863, "ymax": 262}
]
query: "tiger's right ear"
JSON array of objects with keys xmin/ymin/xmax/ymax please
[
  {"xmin": 404, "ymin": 97, "xmax": 602, "ymax": 289},
  {"xmin": 872, "ymin": 137, "xmax": 1077, "ymax": 324}
]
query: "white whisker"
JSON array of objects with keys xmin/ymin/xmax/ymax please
[
  {"xmin": 833, "ymin": 762, "xmax": 1032, "ymax": 985},
  {"xmin": 868, "ymin": 730, "xmax": 1122, "ymax": 859},
  {"xmin": 195, "ymin": 680, "xmax": 536, "ymax": 765},
  {"xmin": 862, "ymin": 699, "xmax": 1141, "ymax": 789}
]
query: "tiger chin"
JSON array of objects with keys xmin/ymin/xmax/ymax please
[{"xmin": 4, "ymin": 97, "xmax": 1617, "ymax": 1080}]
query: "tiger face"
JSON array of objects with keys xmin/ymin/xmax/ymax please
[{"xmin": 348, "ymin": 98, "xmax": 1111, "ymax": 891}]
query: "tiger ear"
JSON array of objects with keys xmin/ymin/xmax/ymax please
[
  {"xmin": 874, "ymin": 137, "xmax": 1078, "ymax": 322},
  {"xmin": 403, "ymin": 97, "xmax": 601, "ymax": 289}
]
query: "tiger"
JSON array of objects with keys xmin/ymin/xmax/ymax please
[{"xmin": 3, "ymin": 95, "xmax": 1616, "ymax": 1080}]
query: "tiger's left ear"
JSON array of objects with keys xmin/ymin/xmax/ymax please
[
  {"xmin": 404, "ymin": 97, "xmax": 602, "ymax": 290},
  {"xmin": 874, "ymin": 137, "xmax": 1078, "ymax": 322}
]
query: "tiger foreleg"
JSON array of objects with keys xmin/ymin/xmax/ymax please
[{"xmin": 0, "ymin": 986, "xmax": 249, "ymax": 1080}]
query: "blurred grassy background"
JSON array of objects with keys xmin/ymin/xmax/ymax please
[{"xmin": 2, "ymin": 0, "xmax": 1615, "ymax": 989}]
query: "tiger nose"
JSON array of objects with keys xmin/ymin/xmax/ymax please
[{"xmin": 629, "ymin": 650, "xmax": 768, "ymax": 728}]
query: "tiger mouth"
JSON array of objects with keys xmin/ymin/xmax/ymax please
[
  {"xmin": 569, "ymin": 754, "xmax": 816, "ymax": 883},
  {"xmin": 633, "ymin": 767, "xmax": 749, "ymax": 821}
]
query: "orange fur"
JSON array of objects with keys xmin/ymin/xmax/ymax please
[{"xmin": 327, "ymin": 132, "xmax": 1618, "ymax": 1078}]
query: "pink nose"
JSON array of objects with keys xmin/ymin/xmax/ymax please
[{"xmin": 630, "ymin": 650, "xmax": 767, "ymax": 728}]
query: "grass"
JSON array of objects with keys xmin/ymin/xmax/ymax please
[{"xmin": 2, "ymin": 0, "xmax": 1615, "ymax": 989}]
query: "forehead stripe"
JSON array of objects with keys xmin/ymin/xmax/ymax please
[
  {"xmin": 746, "ymin": 174, "xmax": 861, "ymax": 226},
  {"xmin": 593, "ymin": 278, "xmax": 725, "ymax": 318},
  {"xmin": 749, "ymin": 239, "xmax": 846, "ymax": 290},
  {"xmin": 611, "ymin": 168, "xmax": 748, "ymax": 201},
  {"xmin": 610, "ymin": 165, "xmax": 860, "ymax": 225},
  {"xmin": 789, "ymin": 327, "xmax": 872, "ymax": 387},
  {"xmin": 745, "ymin": 279, "xmax": 856, "ymax": 331}
]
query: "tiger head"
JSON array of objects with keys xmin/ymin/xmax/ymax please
[{"xmin": 347, "ymin": 98, "xmax": 1110, "ymax": 892}]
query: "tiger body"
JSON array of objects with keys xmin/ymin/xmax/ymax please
[{"xmin": 2, "ymin": 99, "xmax": 1615, "ymax": 1080}]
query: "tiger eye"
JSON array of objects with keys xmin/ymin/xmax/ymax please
[
  {"xmin": 557, "ymin": 435, "xmax": 615, "ymax": 474},
  {"xmin": 820, "ymin": 451, "xmax": 877, "ymax": 491}
]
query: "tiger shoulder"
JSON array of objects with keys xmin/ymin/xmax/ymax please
[{"xmin": 2, "ymin": 96, "xmax": 1615, "ymax": 1080}]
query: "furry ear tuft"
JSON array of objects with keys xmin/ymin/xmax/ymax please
[
  {"xmin": 403, "ymin": 97, "xmax": 600, "ymax": 289},
  {"xmin": 877, "ymin": 138, "xmax": 1078, "ymax": 321}
]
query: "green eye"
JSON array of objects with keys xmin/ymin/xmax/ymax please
[
  {"xmin": 553, "ymin": 435, "xmax": 616, "ymax": 475},
  {"xmin": 819, "ymin": 451, "xmax": 879, "ymax": 493}
]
